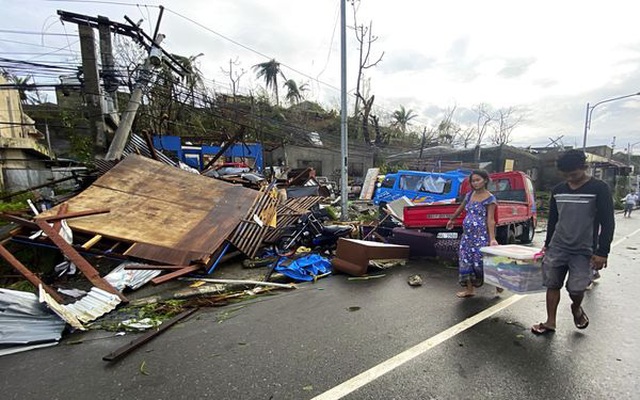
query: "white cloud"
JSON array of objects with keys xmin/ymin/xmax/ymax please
[{"xmin": 3, "ymin": 0, "xmax": 640, "ymax": 152}]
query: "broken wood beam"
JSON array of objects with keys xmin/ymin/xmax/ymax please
[
  {"xmin": 151, "ymin": 265, "xmax": 201, "ymax": 285},
  {"xmin": 81, "ymin": 234, "xmax": 103, "ymax": 250},
  {"xmin": 42, "ymin": 208, "xmax": 110, "ymax": 222},
  {"xmin": 102, "ymin": 308, "xmax": 198, "ymax": 362},
  {"xmin": 0, "ymin": 213, "xmax": 39, "ymax": 230},
  {"xmin": 34, "ymin": 220, "xmax": 127, "ymax": 302},
  {"xmin": 0, "ymin": 244, "xmax": 64, "ymax": 303},
  {"xmin": 52, "ymin": 203, "xmax": 69, "ymax": 233},
  {"xmin": 124, "ymin": 265, "xmax": 192, "ymax": 271}
]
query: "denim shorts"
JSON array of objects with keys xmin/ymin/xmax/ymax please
[{"xmin": 542, "ymin": 247, "xmax": 592, "ymax": 294}]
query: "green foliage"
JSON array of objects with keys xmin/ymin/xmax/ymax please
[
  {"xmin": 0, "ymin": 192, "xmax": 32, "ymax": 213},
  {"xmin": 8, "ymin": 280, "xmax": 36, "ymax": 293},
  {"xmin": 69, "ymin": 133, "xmax": 94, "ymax": 164}
]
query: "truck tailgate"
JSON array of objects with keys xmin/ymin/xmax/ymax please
[{"xmin": 403, "ymin": 204, "xmax": 461, "ymax": 228}]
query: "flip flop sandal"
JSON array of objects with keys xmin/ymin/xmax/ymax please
[
  {"xmin": 573, "ymin": 307, "xmax": 590, "ymax": 330},
  {"xmin": 531, "ymin": 323, "xmax": 556, "ymax": 335}
]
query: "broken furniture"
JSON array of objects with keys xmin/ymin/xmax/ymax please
[{"xmin": 331, "ymin": 238, "xmax": 410, "ymax": 276}]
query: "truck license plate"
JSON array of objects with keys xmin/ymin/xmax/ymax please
[{"xmin": 437, "ymin": 232, "xmax": 458, "ymax": 239}]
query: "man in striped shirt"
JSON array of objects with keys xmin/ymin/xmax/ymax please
[{"xmin": 532, "ymin": 149, "xmax": 615, "ymax": 334}]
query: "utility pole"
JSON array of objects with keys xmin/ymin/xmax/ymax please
[
  {"xmin": 105, "ymin": 32, "xmax": 164, "ymax": 160},
  {"xmin": 339, "ymin": 0, "xmax": 349, "ymax": 220},
  {"xmin": 98, "ymin": 16, "xmax": 119, "ymax": 126},
  {"xmin": 78, "ymin": 24, "xmax": 107, "ymax": 155}
]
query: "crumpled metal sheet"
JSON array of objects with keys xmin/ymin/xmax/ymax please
[
  {"xmin": 104, "ymin": 262, "xmax": 162, "ymax": 291},
  {"xmin": 39, "ymin": 285, "xmax": 122, "ymax": 330},
  {"xmin": 0, "ymin": 288, "xmax": 66, "ymax": 345}
]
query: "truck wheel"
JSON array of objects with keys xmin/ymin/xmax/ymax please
[
  {"xmin": 497, "ymin": 226, "xmax": 516, "ymax": 245},
  {"xmin": 519, "ymin": 219, "xmax": 535, "ymax": 244},
  {"xmin": 507, "ymin": 228, "xmax": 517, "ymax": 244}
]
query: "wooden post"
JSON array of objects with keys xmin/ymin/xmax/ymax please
[
  {"xmin": 0, "ymin": 244, "xmax": 64, "ymax": 303},
  {"xmin": 35, "ymin": 220, "xmax": 127, "ymax": 302}
]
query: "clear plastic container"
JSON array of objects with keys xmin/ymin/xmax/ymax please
[{"xmin": 480, "ymin": 245, "xmax": 545, "ymax": 294}]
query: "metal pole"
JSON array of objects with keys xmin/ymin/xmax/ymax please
[
  {"xmin": 582, "ymin": 102, "xmax": 590, "ymax": 150},
  {"xmin": 340, "ymin": 0, "xmax": 349, "ymax": 221},
  {"xmin": 582, "ymin": 92, "xmax": 640, "ymax": 150}
]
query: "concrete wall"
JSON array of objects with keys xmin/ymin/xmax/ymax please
[
  {"xmin": 267, "ymin": 144, "xmax": 374, "ymax": 182},
  {"xmin": 0, "ymin": 75, "xmax": 26, "ymax": 139}
]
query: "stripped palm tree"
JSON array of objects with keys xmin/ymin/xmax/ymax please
[
  {"xmin": 391, "ymin": 105, "xmax": 417, "ymax": 135},
  {"xmin": 253, "ymin": 59, "xmax": 285, "ymax": 105},
  {"xmin": 283, "ymin": 79, "xmax": 308, "ymax": 105}
]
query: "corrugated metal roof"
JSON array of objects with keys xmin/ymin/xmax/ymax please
[
  {"xmin": 39, "ymin": 285, "xmax": 122, "ymax": 330},
  {"xmin": 0, "ymin": 288, "xmax": 66, "ymax": 345}
]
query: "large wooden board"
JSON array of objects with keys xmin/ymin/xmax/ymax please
[
  {"xmin": 359, "ymin": 168, "xmax": 380, "ymax": 200},
  {"xmin": 37, "ymin": 155, "xmax": 259, "ymax": 264}
]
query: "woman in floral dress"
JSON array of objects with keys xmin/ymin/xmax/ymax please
[{"xmin": 446, "ymin": 170, "xmax": 499, "ymax": 298}]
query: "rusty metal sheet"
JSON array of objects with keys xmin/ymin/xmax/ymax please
[{"xmin": 37, "ymin": 155, "xmax": 259, "ymax": 265}]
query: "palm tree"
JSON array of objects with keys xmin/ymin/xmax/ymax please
[
  {"xmin": 252, "ymin": 59, "xmax": 285, "ymax": 105},
  {"xmin": 7, "ymin": 74, "xmax": 35, "ymax": 103},
  {"xmin": 391, "ymin": 105, "xmax": 417, "ymax": 135},
  {"xmin": 283, "ymin": 79, "xmax": 308, "ymax": 105}
]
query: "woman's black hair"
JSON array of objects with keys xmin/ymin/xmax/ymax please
[
  {"xmin": 469, "ymin": 169, "xmax": 490, "ymax": 184},
  {"xmin": 556, "ymin": 149, "xmax": 587, "ymax": 172}
]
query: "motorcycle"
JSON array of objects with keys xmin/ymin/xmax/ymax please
[{"xmin": 275, "ymin": 209, "xmax": 353, "ymax": 255}]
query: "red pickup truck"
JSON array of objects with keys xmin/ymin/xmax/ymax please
[{"xmin": 398, "ymin": 171, "xmax": 536, "ymax": 259}]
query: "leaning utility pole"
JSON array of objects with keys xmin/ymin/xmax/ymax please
[{"xmin": 105, "ymin": 7, "xmax": 166, "ymax": 160}]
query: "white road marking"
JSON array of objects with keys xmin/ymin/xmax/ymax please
[
  {"xmin": 312, "ymin": 295, "xmax": 525, "ymax": 400},
  {"xmin": 610, "ymin": 227, "xmax": 640, "ymax": 248},
  {"xmin": 312, "ymin": 227, "xmax": 640, "ymax": 400}
]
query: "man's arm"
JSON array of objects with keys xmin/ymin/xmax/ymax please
[
  {"xmin": 594, "ymin": 182, "xmax": 615, "ymax": 257},
  {"xmin": 544, "ymin": 190, "xmax": 558, "ymax": 248}
]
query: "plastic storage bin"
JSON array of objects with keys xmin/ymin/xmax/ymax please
[{"xmin": 480, "ymin": 244, "xmax": 544, "ymax": 294}]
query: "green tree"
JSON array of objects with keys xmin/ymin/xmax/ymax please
[
  {"xmin": 253, "ymin": 59, "xmax": 285, "ymax": 105},
  {"xmin": 283, "ymin": 79, "xmax": 308, "ymax": 105},
  {"xmin": 391, "ymin": 105, "xmax": 417, "ymax": 135}
]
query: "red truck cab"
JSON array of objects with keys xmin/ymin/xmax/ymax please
[{"xmin": 398, "ymin": 171, "xmax": 536, "ymax": 258}]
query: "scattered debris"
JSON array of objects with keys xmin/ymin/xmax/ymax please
[
  {"xmin": 347, "ymin": 274, "xmax": 386, "ymax": 281},
  {"xmin": 407, "ymin": 274, "xmax": 423, "ymax": 286},
  {"xmin": 102, "ymin": 308, "xmax": 198, "ymax": 362}
]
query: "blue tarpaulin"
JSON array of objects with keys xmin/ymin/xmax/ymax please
[{"xmin": 274, "ymin": 253, "xmax": 332, "ymax": 282}]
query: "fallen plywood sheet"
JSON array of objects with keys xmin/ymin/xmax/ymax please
[
  {"xmin": 332, "ymin": 238, "xmax": 410, "ymax": 276},
  {"xmin": 359, "ymin": 168, "xmax": 380, "ymax": 200},
  {"xmin": 37, "ymin": 155, "xmax": 260, "ymax": 265}
]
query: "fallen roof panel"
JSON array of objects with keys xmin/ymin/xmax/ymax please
[{"xmin": 36, "ymin": 155, "xmax": 260, "ymax": 265}]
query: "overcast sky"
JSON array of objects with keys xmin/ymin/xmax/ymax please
[{"xmin": 3, "ymin": 0, "xmax": 640, "ymax": 153}]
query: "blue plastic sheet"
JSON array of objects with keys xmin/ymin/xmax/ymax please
[{"xmin": 274, "ymin": 253, "xmax": 332, "ymax": 282}]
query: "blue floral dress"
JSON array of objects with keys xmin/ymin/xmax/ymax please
[{"xmin": 458, "ymin": 192, "xmax": 497, "ymax": 287}]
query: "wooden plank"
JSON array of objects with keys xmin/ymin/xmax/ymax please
[
  {"xmin": 151, "ymin": 266, "xmax": 201, "ymax": 285},
  {"xmin": 52, "ymin": 203, "xmax": 69, "ymax": 233},
  {"xmin": 0, "ymin": 213, "xmax": 39, "ymax": 230},
  {"xmin": 359, "ymin": 167, "xmax": 380, "ymax": 200},
  {"xmin": 124, "ymin": 243, "xmax": 209, "ymax": 266},
  {"xmin": 0, "ymin": 244, "xmax": 64, "ymax": 303},
  {"xmin": 90, "ymin": 155, "xmax": 246, "ymax": 211},
  {"xmin": 43, "ymin": 208, "xmax": 110, "ymax": 222},
  {"xmin": 35, "ymin": 220, "xmax": 127, "ymax": 302},
  {"xmin": 123, "ymin": 265, "xmax": 191, "ymax": 270},
  {"xmin": 81, "ymin": 234, "xmax": 103, "ymax": 250},
  {"xmin": 102, "ymin": 308, "xmax": 198, "ymax": 362}
]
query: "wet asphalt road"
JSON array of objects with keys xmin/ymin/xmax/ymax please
[{"xmin": 1, "ymin": 213, "xmax": 639, "ymax": 400}]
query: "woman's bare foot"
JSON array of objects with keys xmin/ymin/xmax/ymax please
[{"xmin": 456, "ymin": 290, "xmax": 475, "ymax": 298}]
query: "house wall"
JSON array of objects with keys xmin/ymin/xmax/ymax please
[
  {"xmin": 0, "ymin": 75, "xmax": 26, "ymax": 139},
  {"xmin": 267, "ymin": 144, "xmax": 374, "ymax": 182}
]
